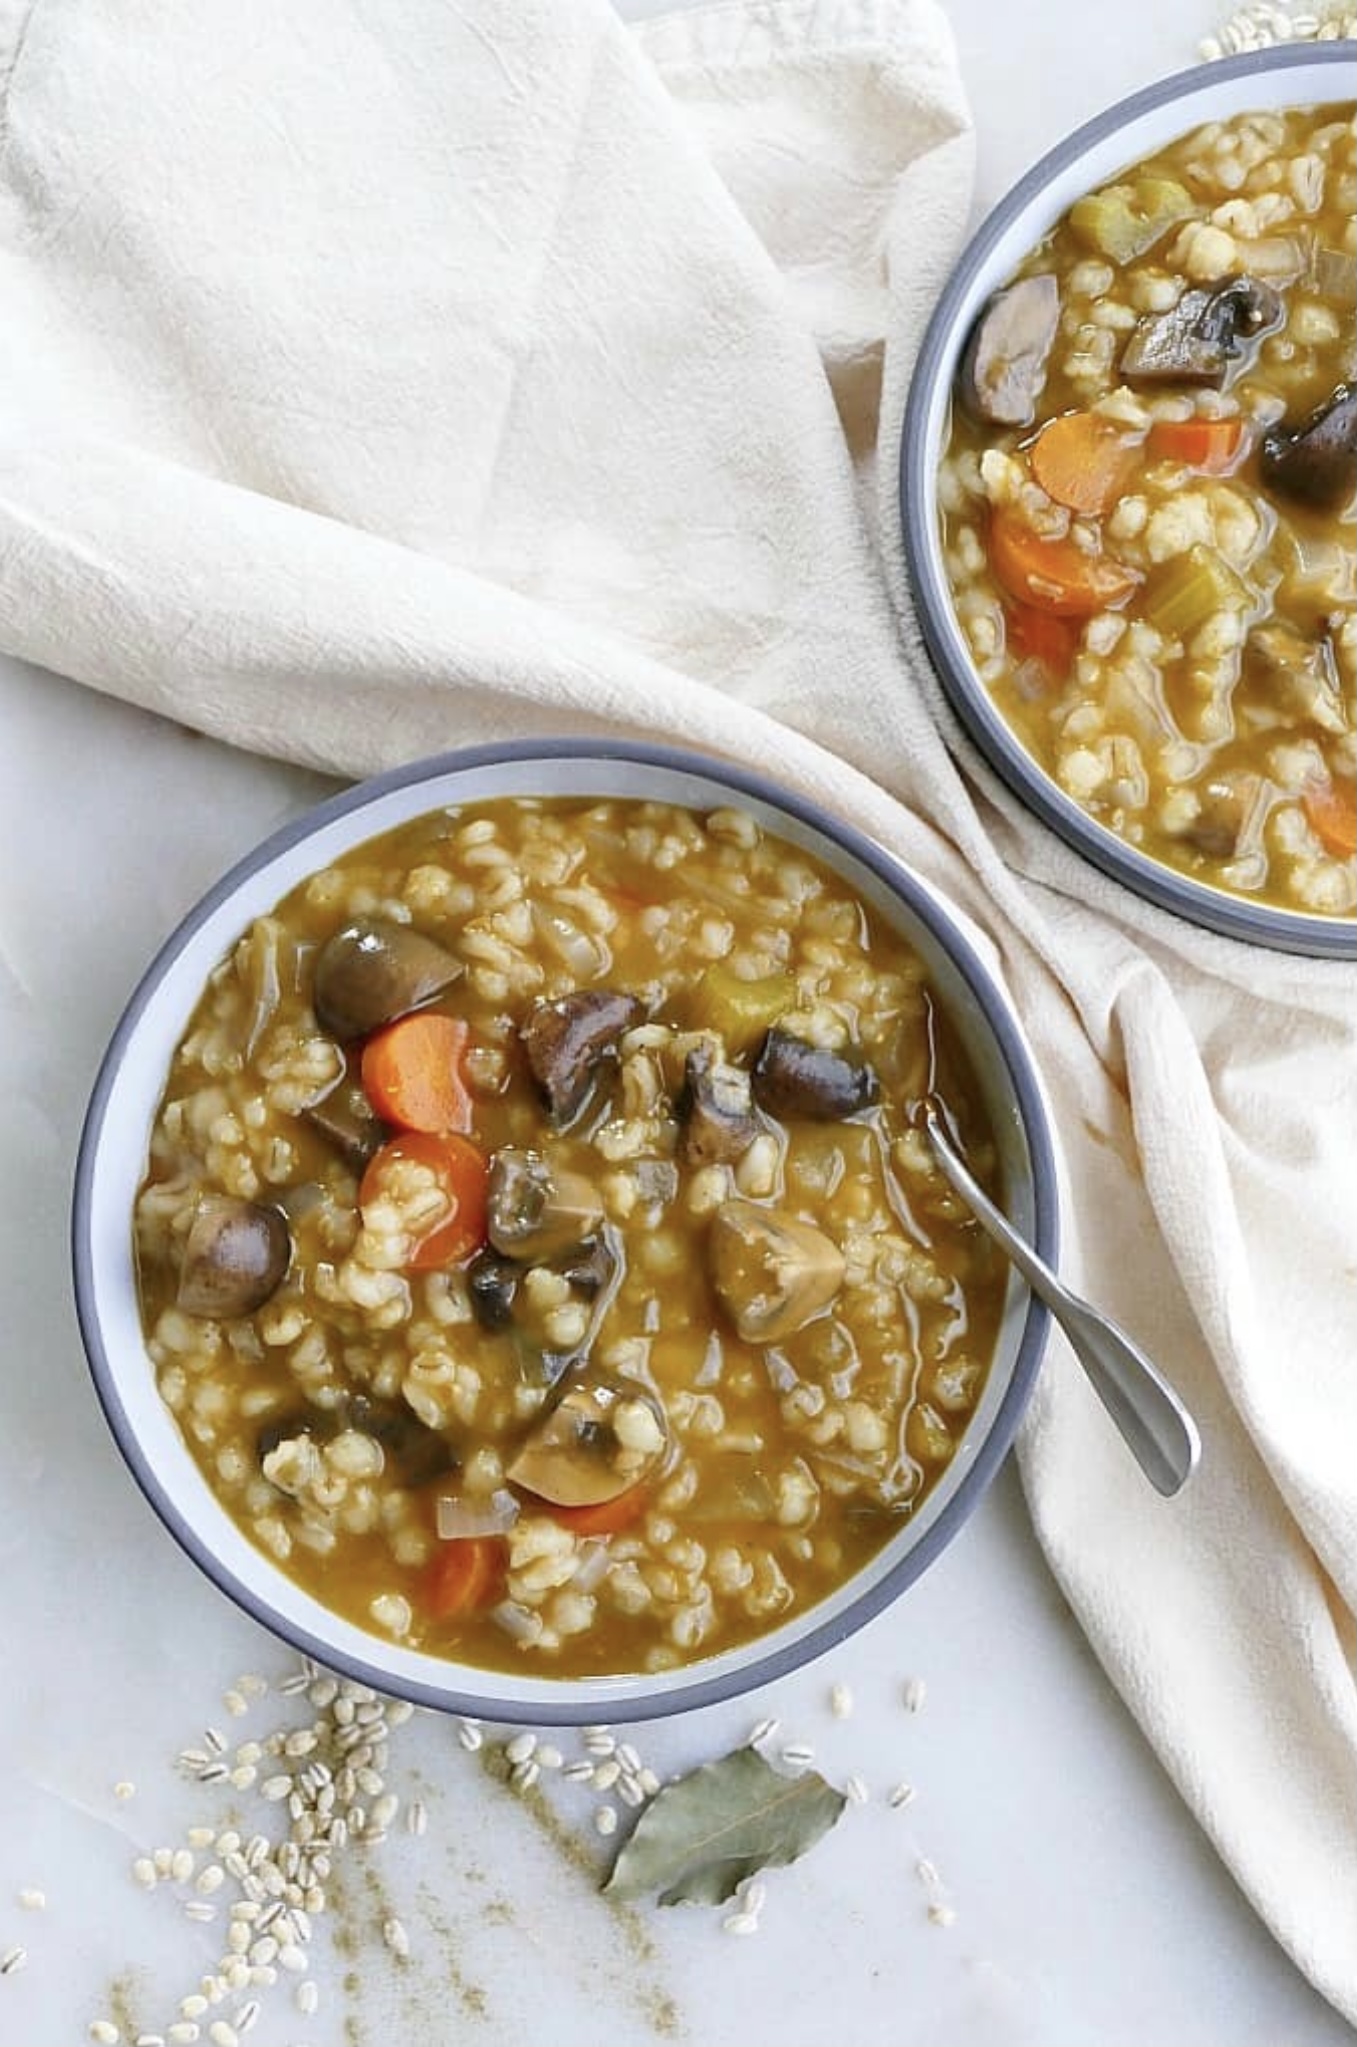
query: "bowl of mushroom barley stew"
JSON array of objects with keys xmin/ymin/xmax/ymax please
[
  {"xmin": 73, "ymin": 741, "xmax": 1056, "ymax": 1722},
  {"xmin": 902, "ymin": 46, "xmax": 1356, "ymax": 957}
]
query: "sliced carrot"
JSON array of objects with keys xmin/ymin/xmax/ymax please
[
  {"xmin": 1004, "ymin": 600, "xmax": 1079, "ymax": 681},
  {"xmin": 360, "ymin": 1012, "xmax": 473, "ymax": 1135},
  {"xmin": 358, "ymin": 1130, "xmax": 488, "ymax": 1269},
  {"xmin": 423, "ymin": 1534, "xmax": 506, "ymax": 1621},
  {"xmin": 1302, "ymin": 777, "xmax": 1357, "ymax": 859},
  {"xmin": 989, "ymin": 508, "xmax": 1141, "ymax": 618},
  {"xmin": 1029, "ymin": 411, "xmax": 1143, "ymax": 515},
  {"xmin": 546, "ymin": 1485, "xmax": 650, "ymax": 1539},
  {"xmin": 1146, "ymin": 416, "xmax": 1245, "ymax": 474}
]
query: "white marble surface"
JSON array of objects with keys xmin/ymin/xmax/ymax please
[{"xmin": 2, "ymin": 4, "xmax": 1353, "ymax": 2045}]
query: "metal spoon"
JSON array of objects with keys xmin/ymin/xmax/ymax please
[{"xmin": 923, "ymin": 1102, "xmax": 1201, "ymax": 1497}]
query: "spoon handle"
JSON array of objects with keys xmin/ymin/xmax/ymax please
[{"xmin": 923, "ymin": 1106, "xmax": 1200, "ymax": 1497}]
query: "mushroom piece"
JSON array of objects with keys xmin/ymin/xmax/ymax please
[
  {"xmin": 1260, "ymin": 381, "xmax": 1357, "ymax": 511},
  {"xmin": 176, "ymin": 1196, "xmax": 292, "ymax": 1318},
  {"xmin": 486, "ymin": 1148, "xmax": 605, "ymax": 1261},
  {"xmin": 303, "ymin": 1073, "xmax": 388, "ymax": 1172},
  {"xmin": 751, "ymin": 1029, "xmax": 879, "ymax": 1122},
  {"xmin": 344, "ymin": 1393, "xmax": 456, "ymax": 1488},
  {"xmin": 956, "ymin": 274, "xmax": 1060, "ymax": 427},
  {"xmin": 553, "ymin": 1232, "xmax": 616, "ymax": 1300},
  {"xmin": 507, "ymin": 1371, "xmax": 670, "ymax": 1508},
  {"xmin": 708, "ymin": 1199, "xmax": 846, "ymax": 1344},
  {"xmin": 680, "ymin": 1044, "xmax": 758, "ymax": 1166},
  {"xmin": 519, "ymin": 989, "xmax": 645, "ymax": 1127},
  {"xmin": 1119, "ymin": 276, "xmax": 1281, "ymax": 388},
  {"xmin": 467, "ymin": 1247, "xmax": 522, "ymax": 1331},
  {"xmin": 312, "ymin": 917, "xmax": 461, "ymax": 1040}
]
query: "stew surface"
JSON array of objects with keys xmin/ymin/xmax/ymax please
[
  {"xmin": 135, "ymin": 796, "xmax": 1007, "ymax": 1677},
  {"xmin": 940, "ymin": 101, "xmax": 1356, "ymax": 917}
]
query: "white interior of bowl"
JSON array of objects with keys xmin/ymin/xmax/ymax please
[
  {"xmin": 903, "ymin": 47, "xmax": 1357, "ymax": 961},
  {"xmin": 74, "ymin": 742, "xmax": 1056, "ymax": 1721}
]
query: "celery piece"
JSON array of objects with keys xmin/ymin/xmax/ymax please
[
  {"xmin": 1144, "ymin": 544, "xmax": 1251, "ymax": 639},
  {"xmin": 694, "ymin": 965, "xmax": 795, "ymax": 1052},
  {"xmin": 1069, "ymin": 177, "xmax": 1196, "ymax": 264}
]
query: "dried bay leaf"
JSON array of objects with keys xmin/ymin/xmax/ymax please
[{"xmin": 603, "ymin": 1745, "xmax": 848, "ymax": 1907}]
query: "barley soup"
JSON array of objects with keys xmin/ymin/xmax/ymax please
[
  {"xmin": 135, "ymin": 797, "xmax": 1007, "ymax": 1677},
  {"xmin": 941, "ymin": 101, "xmax": 1356, "ymax": 916}
]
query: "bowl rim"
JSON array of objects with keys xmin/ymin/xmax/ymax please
[
  {"xmin": 72, "ymin": 736, "xmax": 1058, "ymax": 1722},
  {"xmin": 900, "ymin": 43, "xmax": 1357, "ymax": 963}
]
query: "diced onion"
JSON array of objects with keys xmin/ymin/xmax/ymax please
[
  {"xmin": 435, "ymin": 1488, "xmax": 519, "ymax": 1540},
  {"xmin": 530, "ymin": 903, "xmax": 607, "ymax": 979},
  {"xmin": 491, "ymin": 1599, "xmax": 543, "ymax": 1644},
  {"xmin": 571, "ymin": 1539, "xmax": 612, "ymax": 1594}
]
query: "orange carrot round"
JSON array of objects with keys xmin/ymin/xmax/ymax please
[
  {"xmin": 423, "ymin": 1534, "xmax": 505, "ymax": 1621},
  {"xmin": 546, "ymin": 1485, "xmax": 651, "ymax": 1539},
  {"xmin": 1147, "ymin": 416, "xmax": 1245, "ymax": 474},
  {"xmin": 1004, "ymin": 600, "xmax": 1079, "ymax": 681},
  {"xmin": 361, "ymin": 1012, "xmax": 473, "ymax": 1134},
  {"xmin": 359, "ymin": 1131, "xmax": 488, "ymax": 1269},
  {"xmin": 1029, "ymin": 411, "xmax": 1143, "ymax": 514},
  {"xmin": 989, "ymin": 509, "xmax": 1141, "ymax": 618}
]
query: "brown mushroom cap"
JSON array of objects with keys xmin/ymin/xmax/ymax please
[
  {"xmin": 1260, "ymin": 381, "xmax": 1357, "ymax": 510},
  {"xmin": 708, "ymin": 1199, "xmax": 845, "ymax": 1344},
  {"xmin": 486, "ymin": 1148, "xmax": 605, "ymax": 1260},
  {"xmin": 519, "ymin": 990, "xmax": 644, "ymax": 1127},
  {"xmin": 751, "ymin": 1029, "xmax": 879, "ymax": 1122},
  {"xmin": 680, "ymin": 1045, "xmax": 758, "ymax": 1167},
  {"xmin": 312, "ymin": 917, "xmax": 461, "ymax": 1040},
  {"xmin": 957, "ymin": 274, "xmax": 1061, "ymax": 428},
  {"xmin": 1120, "ymin": 276, "xmax": 1281, "ymax": 388},
  {"xmin": 507, "ymin": 1371, "xmax": 669, "ymax": 1507},
  {"xmin": 176, "ymin": 1196, "xmax": 292, "ymax": 1318}
]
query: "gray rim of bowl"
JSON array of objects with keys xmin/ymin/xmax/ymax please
[
  {"xmin": 72, "ymin": 736, "xmax": 1058, "ymax": 1722},
  {"xmin": 901, "ymin": 44, "xmax": 1357, "ymax": 963}
]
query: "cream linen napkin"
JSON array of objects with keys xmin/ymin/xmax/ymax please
[{"xmin": 2, "ymin": 0, "xmax": 1355, "ymax": 2021}]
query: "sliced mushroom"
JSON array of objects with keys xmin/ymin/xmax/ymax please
[
  {"xmin": 507, "ymin": 1371, "xmax": 670, "ymax": 1507},
  {"xmin": 751, "ymin": 1029, "xmax": 879, "ymax": 1122},
  {"xmin": 303, "ymin": 1073, "xmax": 388, "ymax": 1172},
  {"xmin": 1120, "ymin": 276, "xmax": 1281, "ymax": 388},
  {"xmin": 708, "ymin": 1199, "xmax": 845, "ymax": 1344},
  {"xmin": 1260, "ymin": 381, "xmax": 1357, "ymax": 511},
  {"xmin": 554, "ymin": 1232, "xmax": 615, "ymax": 1300},
  {"xmin": 467, "ymin": 1247, "xmax": 522, "ymax": 1331},
  {"xmin": 176, "ymin": 1196, "xmax": 292, "ymax": 1318},
  {"xmin": 312, "ymin": 917, "xmax": 461, "ymax": 1040},
  {"xmin": 486, "ymin": 1148, "xmax": 605, "ymax": 1260},
  {"xmin": 1246, "ymin": 621, "xmax": 1347, "ymax": 735},
  {"xmin": 956, "ymin": 274, "xmax": 1060, "ymax": 427},
  {"xmin": 344, "ymin": 1393, "xmax": 455, "ymax": 1488},
  {"xmin": 519, "ymin": 990, "xmax": 644, "ymax": 1127},
  {"xmin": 680, "ymin": 1045, "xmax": 758, "ymax": 1166}
]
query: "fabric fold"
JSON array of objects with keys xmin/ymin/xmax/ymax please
[{"xmin": 1, "ymin": 0, "xmax": 1354, "ymax": 2023}]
